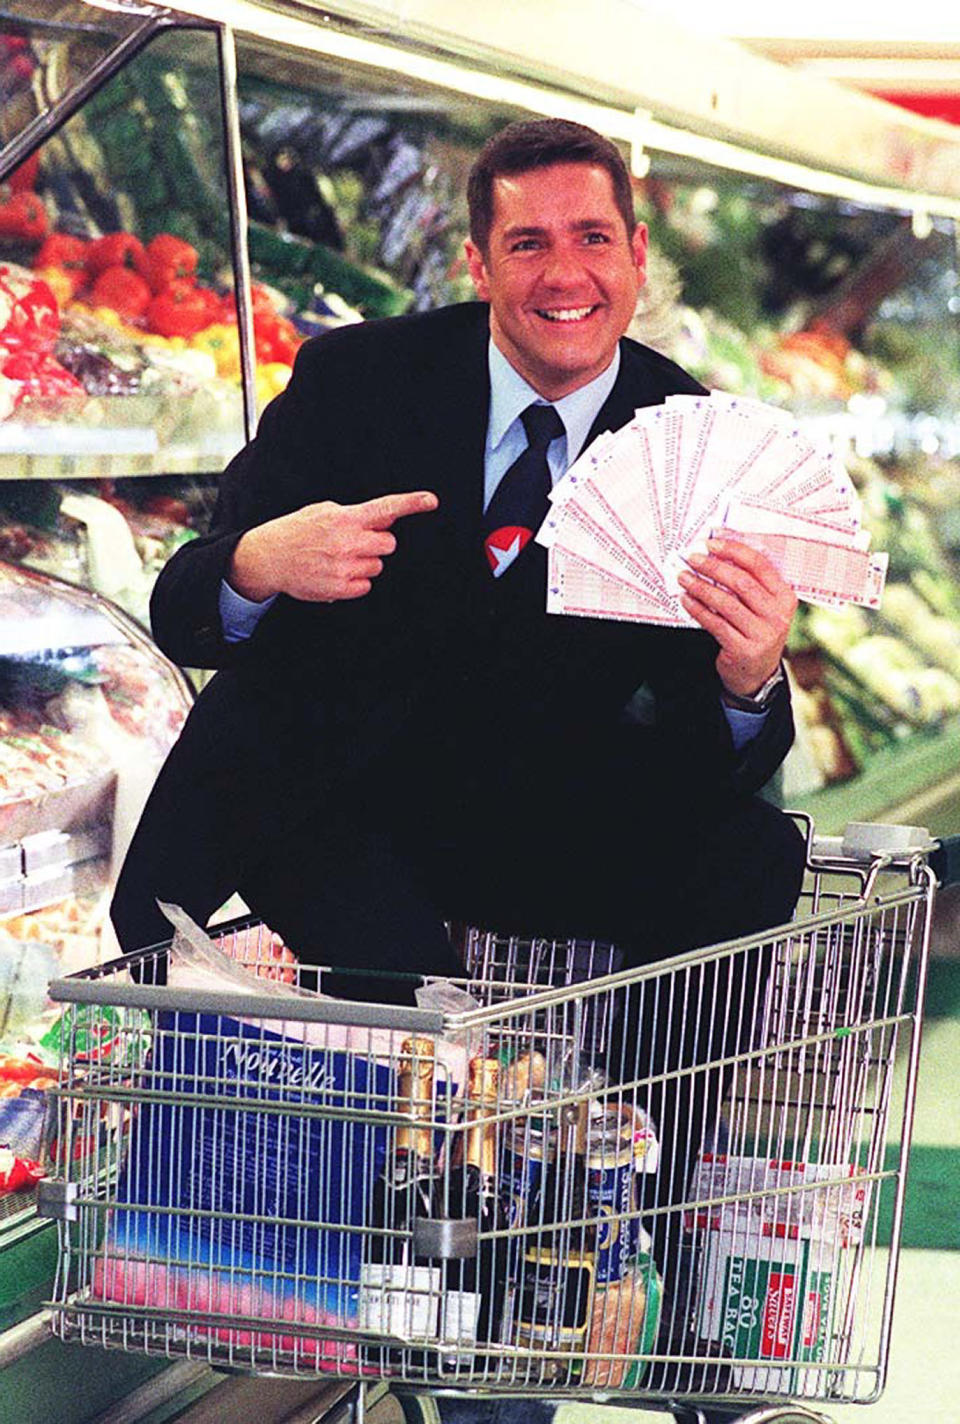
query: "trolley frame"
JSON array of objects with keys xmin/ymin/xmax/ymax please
[{"xmin": 36, "ymin": 817, "xmax": 936, "ymax": 1424}]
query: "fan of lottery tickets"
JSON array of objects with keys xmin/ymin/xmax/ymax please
[{"xmin": 536, "ymin": 392, "xmax": 887, "ymax": 626}]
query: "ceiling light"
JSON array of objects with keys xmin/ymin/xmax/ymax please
[{"xmin": 158, "ymin": 1, "xmax": 960, "ymax": 219}]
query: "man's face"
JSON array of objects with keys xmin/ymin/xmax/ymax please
[{"xmin": 465, "ymin": 161, "xmax": 647, "ymax": 401}]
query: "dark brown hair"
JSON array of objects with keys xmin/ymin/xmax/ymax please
[{"xmin": 467, "ymin": 118, "xmax": 636, "ymax": 254}]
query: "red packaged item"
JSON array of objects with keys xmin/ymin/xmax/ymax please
[
  {"xmin": 0, "ymin": 262, "xmax": 60, "ymax": 350},
  {"xmin": 0, "ymin": 1054, "xmax": 49, "ymax": 1084},
  {"xmin": 1, "ymin": 349, "xmax": 85, "ymax": 406},
  {"xmin": 0, "ymin": 1145, "xmax": 44, "ymax": 1195}
]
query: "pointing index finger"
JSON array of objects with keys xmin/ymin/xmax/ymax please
[{"xmin": 352, "ymin": 491, "xmax": 439, "ymax": 529}]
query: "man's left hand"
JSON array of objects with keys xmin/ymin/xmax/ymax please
[{"xmin": 677, "ymin": 538, "xmax": 797, "ymax": 698}]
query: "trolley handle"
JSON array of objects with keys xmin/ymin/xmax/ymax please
[
  {"xmin": 930, "ymin": 832, "xmax": 960, "ymax": 887},
  {"xmin": 45, "ymin": 975, "xmax": 447, "ymax": 1034}
]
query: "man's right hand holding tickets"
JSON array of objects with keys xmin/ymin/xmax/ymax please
[{"xmin": 228, "ymin": 490, "xmax": 439, "ymax": 604}]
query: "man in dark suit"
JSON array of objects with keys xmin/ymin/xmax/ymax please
[
  {"xmin": 111, "ymin": 119, "xmax": 805, "ymax": 1420},
  {"xmin": 113, "ymin": 120, "xmax": 803, "ymax": 980}
]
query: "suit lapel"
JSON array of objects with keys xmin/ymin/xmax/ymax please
[{"xmin": 416, "ymin": 306, "xmax": 491, "ymax": 555}]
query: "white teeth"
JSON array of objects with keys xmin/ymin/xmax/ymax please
[{"xmin": 538, "ymin": 306, "xmax": 595, "ymax": 322}]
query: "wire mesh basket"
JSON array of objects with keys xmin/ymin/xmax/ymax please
[{"xmin": 37, "ymin": 818, "xmax": 936, "ymax": 1419}]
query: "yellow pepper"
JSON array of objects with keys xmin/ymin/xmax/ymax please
[
  {"xmin": 193, "ymin": 323, "xmax": 241, "ymax": 380},
  {"xmin": 89, "ymin": 305, "xmax": 122, "ymax": 328},
  {"xmin": 86, "ymin": 304, "xmax": 148, "ymax": 343}
]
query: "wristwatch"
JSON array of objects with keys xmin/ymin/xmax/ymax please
[{"xmin": 721, "ymin": 663, "xmax": 786, "ymax": 713}]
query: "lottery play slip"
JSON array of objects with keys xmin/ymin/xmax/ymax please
[{"xmin": 537, "ymin": 392, "xmax": 888, "ymax": 626}]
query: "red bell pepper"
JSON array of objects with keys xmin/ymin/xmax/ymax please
[
  {"xmin": 90, "ymin": 264, "xmax": 152, "ymax": 320},
  {"xmin": 254, "ymin": 311, "xmax": 301, "ymax": 365},
  {"xmin": 250, "ymin": 283, "xmax": 281, "ymax": 315},
  {"xmin": 1, "ymin": 349, "xmax": 85, "ymax": 404},
  {"xmin": 0, "ymin": 191, "xmax": 48, "ymax": 243},
  {"xmin": 86, "ymin": 231, "xmax": 146, "ymax": 277},
  {"xmin": 0, "ymin": 1054, "xmax": 47, "ymax": 1083},
  {"xmin": 268, "ymin": 319, "xmax": 301, "ymax": 365},
  {"xmin": 142, "ymin": 231, "xmax": 199, "ymax": 293},
  {"xmin": 34, "ymin": 233, "xmax": 88, "ymax": 295},
  {"xmin": 0, "ymin": 1147, "xmax": 44, "ymax": 1196},
  {"xmin": 146, "ymin": 278, "xmax": 217, "ymax": 338},
  {"xmin": 219, "ymin": 283, "xmax": 283, "ymax": 325}
]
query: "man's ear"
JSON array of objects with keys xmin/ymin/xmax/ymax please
[
  {"xmin": 464, "ymin": 238, "xmax": 491, "ymax": 301},
  {"xmin": 632, "ymin": 222, "xmax": 649, "ymax": 287}
]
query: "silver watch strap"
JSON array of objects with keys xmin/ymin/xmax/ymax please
[{"xmin": 722, "ymin": 663, "xmax": 785, "ymax": 712}]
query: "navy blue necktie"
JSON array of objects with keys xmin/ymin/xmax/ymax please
[{"xmin": 483, "ymin": 402, "xmax": 564, "ymax": 577}]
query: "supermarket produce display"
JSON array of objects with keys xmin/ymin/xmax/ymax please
[
  {"xmin": 0, "ymin": 22, "xmax": 463, "ymax": 483},
  {"xmin": 629, "ymin": 184, "xmax": 960, "ymax": 812},
  {"xmin": 0, "ymin": 19, "xmax": 479, "ymax": 640}
]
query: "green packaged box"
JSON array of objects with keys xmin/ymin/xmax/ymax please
[{"xmin": 696, "ymin": 1223, "xmax": 837, "ymax": 1397}]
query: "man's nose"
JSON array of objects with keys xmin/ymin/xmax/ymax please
[{"xmin": 540, "ymin": 244, "xmax": 586, "ymax": 286}]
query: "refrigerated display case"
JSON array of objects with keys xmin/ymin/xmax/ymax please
[
  {"xmin": 0, "ymin": 12, "xmax": 247, "ymax": 478},
  {"xmin": 0, "ymin": 558, "xmax": 190, "ymax": 1351}
]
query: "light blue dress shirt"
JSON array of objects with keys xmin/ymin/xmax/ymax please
[
  {"xmin": 483, "ymin": 339, "xmax": 620, "ymax": 514},
  {"xmin": 218, "ymin": 339, "xmax": 766, "ymax": 748}
]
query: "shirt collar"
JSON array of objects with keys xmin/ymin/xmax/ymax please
[{"xmin": 487, "ymin": 339, "xmax": 621, "ymax": 463}]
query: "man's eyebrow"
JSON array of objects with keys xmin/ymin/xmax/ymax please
[
  {"xmin": 499, "ymin": 218, "xmax": 617, "ymax": 240},
  {"xmin": 500, "ymin": 224, "xmax": 548, "ymax": 240}
]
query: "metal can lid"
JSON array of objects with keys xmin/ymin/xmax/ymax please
[{"xmin": 586, "ymin": 1106, "xmax": 634, "ymax": 1162}]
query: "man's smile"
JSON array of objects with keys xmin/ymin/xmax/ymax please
[{"xmin": 534, "ymin": 304, "xmax": 600, "ymax": 323}]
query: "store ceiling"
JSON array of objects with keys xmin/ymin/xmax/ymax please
[{"xmin": 628, "ymin": 3, "xmax": 960, "ymax": 124}]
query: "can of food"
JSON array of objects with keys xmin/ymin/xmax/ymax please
[
  {"xmin": 500, "ymin": 1123, "xmax": 554, "ymax": 1264},
  {"xmin": 512, "ymin": 1244, "xmax": 595, "ymax": 1377},
  {"xmin": 586, "ymin": 1108, "xmax": 639, "ymax": 1283}
]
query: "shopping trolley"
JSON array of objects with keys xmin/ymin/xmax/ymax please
[{"xmin": 36, "ymin": 814, "xmax": 938, "ymax": 1424}]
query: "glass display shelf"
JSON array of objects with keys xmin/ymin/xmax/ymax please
[{"xmin": 1, "ymin": 1, "xmax": 959, "ymax": 826}]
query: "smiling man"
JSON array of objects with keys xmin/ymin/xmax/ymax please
[
  {"xmin": 112, "ymin": 120, "xmax": 805, "ymax": 1424},
  {"xmin": 464, "ymin": 160, "xmax": 649, "ymax": 400}
]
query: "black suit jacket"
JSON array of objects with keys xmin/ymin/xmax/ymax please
[{"xmin": 147, "ymin": 301, "xmax": 792, "ymax": 843}]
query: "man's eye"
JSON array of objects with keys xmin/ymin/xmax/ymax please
[
  {"xmin": 583, "ymin": 231, "xmax": 610, "ymax": 245},
  {"xmin": 509, "ymin": 238, "xmax": 541, "ymax": 252}
]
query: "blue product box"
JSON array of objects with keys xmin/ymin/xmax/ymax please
[{"xmin": 98, "ymin": 1009, "xmax": 392, "ymax": 1346}]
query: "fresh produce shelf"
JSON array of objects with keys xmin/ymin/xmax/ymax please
[{"xmin": 791, "ymin": 719, "xmax": 960, "ymax": 836}]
